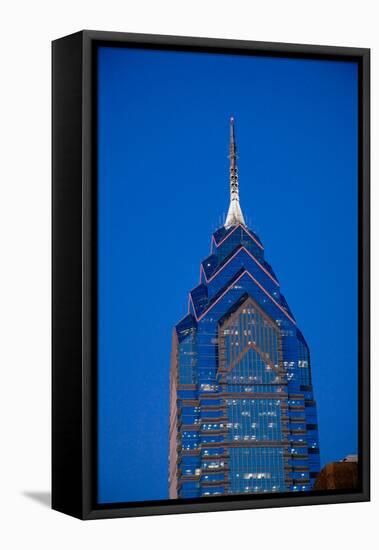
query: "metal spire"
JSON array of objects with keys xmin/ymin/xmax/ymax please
[{"xmin": 224, "ymin": 116, "xmax": 246, "ymax": 229}]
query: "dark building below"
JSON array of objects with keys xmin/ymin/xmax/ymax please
[{"xmin": 314, "ymin": 456, "xmax": 358, "ymax": 490}]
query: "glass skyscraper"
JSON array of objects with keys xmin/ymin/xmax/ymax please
[{"xmin": 169, "ymin": 118, "xmax": 320, "ymax": 499}]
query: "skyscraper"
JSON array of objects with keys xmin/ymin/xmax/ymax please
[{"xmin": 169, "ymin": 118, "xmax": 320, "ymax": 499}]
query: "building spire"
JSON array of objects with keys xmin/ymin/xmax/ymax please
[{"xmin": 225, "ymin": 116, "xmax": 246, "ymax": 229}]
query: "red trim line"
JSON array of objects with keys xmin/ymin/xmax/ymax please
[
  {"xmin": 212, "ymin": 224, "xmax": 264, "ymax": 251},
  {"xmin": 200, "ymin": 246, "xmax": 279, "ymax": 287},
  {"xmin": 188, "ymin": 293, "xmax": 196, "ymax": 316},
  {"xmin": 190, "ymin": 270, "xmax": 296, "ymax": 325}
]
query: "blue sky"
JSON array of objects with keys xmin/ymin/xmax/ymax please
[{"xmin": 97, "ymin": 46, "xmax": 358, "ymax": 503}]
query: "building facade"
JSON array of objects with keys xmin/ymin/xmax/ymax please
[{"xmin": 169, "ymin": 118, "xmax": 320, "ymax": 499}]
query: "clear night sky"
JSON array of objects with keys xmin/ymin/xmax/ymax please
[{"xmin": 97, "ymin": 46, "xmax": 358, "ymax": 503}]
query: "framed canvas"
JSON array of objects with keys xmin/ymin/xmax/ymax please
[{"xmin": 52, "ymin": 30, "xmax": 370, "ymax": 519}]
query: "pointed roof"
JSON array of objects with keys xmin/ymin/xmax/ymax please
[{"xmin": 225, "ymin": 117, "xmax": 246, "ymax": 229}]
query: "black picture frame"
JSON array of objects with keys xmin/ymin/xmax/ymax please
[{"xmin": 52, "ymin": 30, "xmax": 370, "ymax": 520}]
